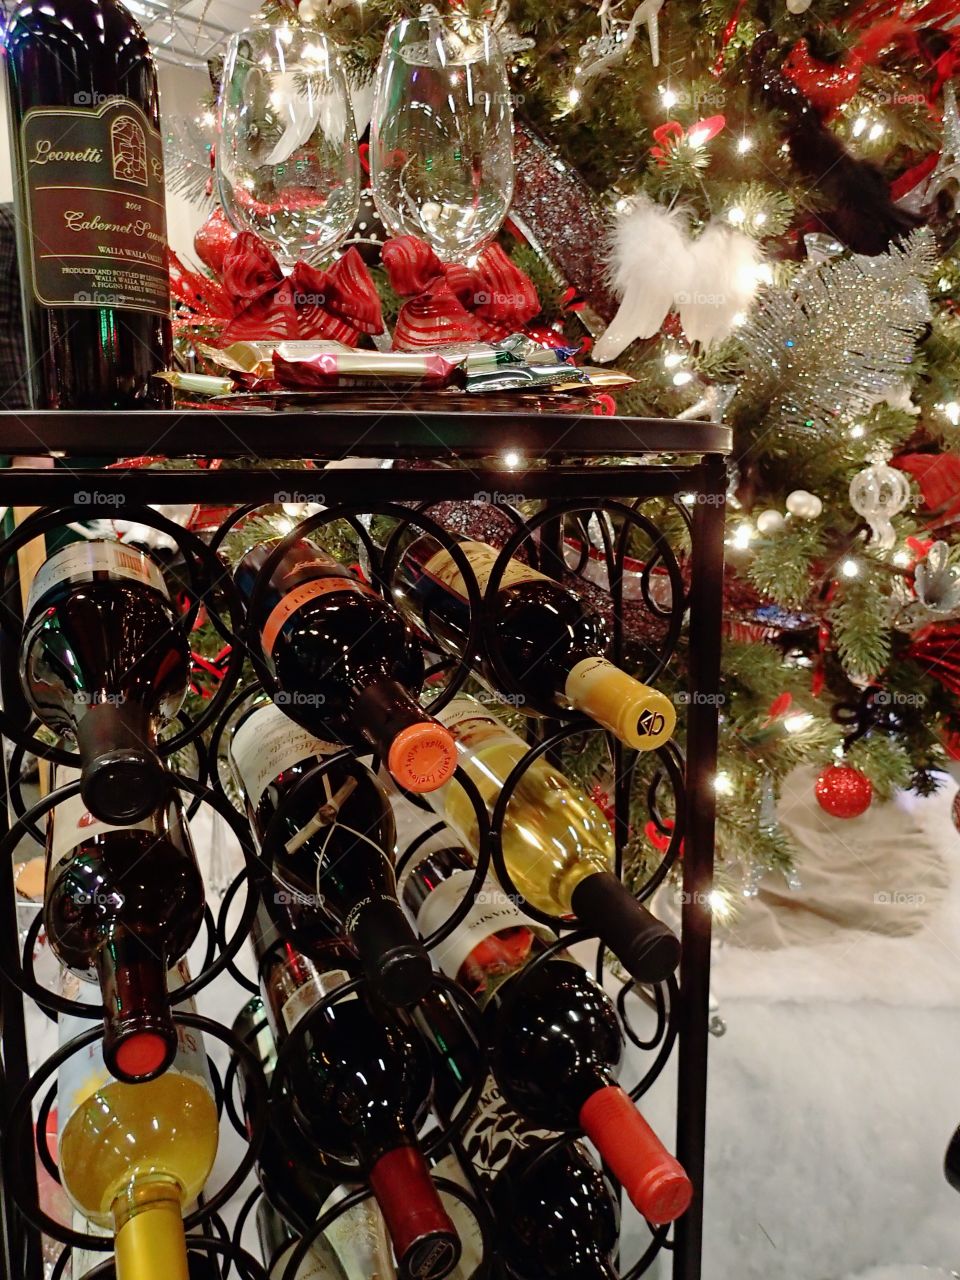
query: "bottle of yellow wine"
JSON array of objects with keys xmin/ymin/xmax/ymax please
[
  {"xmin": 57, "ymin": 964, "xmax": 218, "ymax": 1280},
  {"xmin": 422, "ymin": 695, "xmax": 680, "ymax": 984}
]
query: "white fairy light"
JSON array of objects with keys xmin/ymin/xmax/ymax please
[
  {"xmin": 783, "ymin": 712, "xmax": 814, "ymax": 734},
  {"xmin": 941, "ymin": 401, "xmax": 960, "ymax": 425},
  {"xmin": 752, "ymin": 210, "xmax": 767, "ymax": 227},
  {"xmin": 868, "ymin": 121, "xmax": 885, "ymax": 141},
  {"xmin": 568, "ymin": 87, "xmax": 581, "ymax": 106},
  {"xmin": 849, "ymin": 424, "xmax": 865, "ymax": 438},
  {"xmin": 660, "ymin": 85, "xmax": 679, "ymax": 108},
  {"xmin": 727, "ymin": 206, "xmax": 746, "ymax": 226},
  {"xmin": 852, "ymin": 114, "xmax": 869, "ymax": 138},
  {"xmin": 672, "ymin": 370, "xmax": 694, "ymax": 386},
  {"xmin": 714, "ymin": 771, "xmax": 734, "ymax": 795},
  {"xmin": 663, "ymin": 351, "xmax": 685, "ymax": 369},
  {"xmin": 841, "ymin": 558, "xmax": 860, "ymax": 579},
  {"xmin": 503, "ymin": 450, "xmax": 521, "ymax": 468},
  {"xmin": 893, "ymin": 550, "xmax": 912, "ymax": 567},
  {"xmin": 708, "ymin": 889, "xmax": 732, "ymax": 918},
  {"xmin": 730, "ymin": 522, "xmax": 755, "ymax": 550},
  {"xmin": 737, "ymin": 135, "xmax": 753, "ymax": 153}
]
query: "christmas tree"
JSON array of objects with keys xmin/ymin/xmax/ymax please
[{"xmin": 174, "ymin": 0, "xmax": 960, "ymax": 909}]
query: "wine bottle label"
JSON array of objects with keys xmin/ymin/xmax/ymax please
[
  {"xmin": 49, "ymin": 769, "xmax": 154, "ymax": 875},
  {"xmin": 57, "ymin": 961, "xmax": 213, "ymax": 1142},
  {"xmin": 19, "ymin": 99, "xmax": 169, "ymax": 315},
  {"xmin": 261, "ymin": 576, "xmax": 377, "ymax": 656},
  {"xmin": 430, "ymin": 1154, "xmax": 485, "ymax": 1279},
  {"xmin": 28, "ymin": 540, "xmax": 168, "ymax": 613},
  {"xmin": 422, "ymin": 541, "xmax": 547, "ymax": 601},
  {"xmin": 461, "ymin": 1075, "xmax": 553, "ymax": 1182},
  {"xmin": 269, "ymin": 1240, "xmax": 342, "ymax": 1279},
  {"xmin": 231, "ymin": 702, "xmax": 342, "ymax": 807},
  {"xmin": 434, "ymin": 696, "xmax": 524, "ymax": 749},
  {"xmin": 280, "ymin": 968, "xmax": 352, "ymax": 1033},
  {"xmin": 415, "ymin": 870, "xmax": 529, "ymax": 980},
  {"xmin": 315, "ymin": 1185, "xmax": 395, "ymax": 1280}
]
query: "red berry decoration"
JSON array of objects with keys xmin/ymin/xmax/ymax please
[{"xmin": 814, "ymin": 764, "xmax": 873, "ymax": 819}]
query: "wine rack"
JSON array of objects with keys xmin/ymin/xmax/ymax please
[{"xmin": 0, "ymin": 408, "xmax": 729, "ymax": 1280}]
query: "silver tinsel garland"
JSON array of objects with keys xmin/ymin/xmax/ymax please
[{"xmin": 735, "ymin": 230, "xmax": 936, "ymax": 438}]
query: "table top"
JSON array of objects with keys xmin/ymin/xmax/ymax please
[{"xmin": 0, "ymin": 408, "xmax": 731, "ymax": 462}]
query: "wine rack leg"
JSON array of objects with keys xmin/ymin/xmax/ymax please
[
  {"xmin": 673, "ymin": 454, "xmax": 727, "ymax": 1280},
  {"xmin": 0, "ymin": 548, "xmax": 44, "ymax": 1279}
]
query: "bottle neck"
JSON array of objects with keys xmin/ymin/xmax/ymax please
[
  {"xmin": 95, "ymin": 932, "xmax": 176, "ymax": 1082},
  {"xmin": 113, "ymin": 1175, "xmax": 189, "ymax": 1280},
  {"xmin": 353, "ymin": 676, "xmax": 456, "ymax": 794},
  {"xmin": 75, "ymin": 698, "xmax": 164, "ymax": 824}
]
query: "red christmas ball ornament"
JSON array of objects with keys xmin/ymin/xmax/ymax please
[
  {"xmin": 814, "ymin": 764, "xmax": 873, "ymax": 819},
  {"xmin": 193, "ymin": 207, "xmax": 238, "ymax": 277},
  {"xmin": 782, "ymin": 39, "xmax": 863, "ymax": 115}
]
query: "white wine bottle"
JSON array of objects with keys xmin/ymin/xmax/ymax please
[
  {"xmin": 57, "ymin": 965, "xmax": 218, "ymax": 1280},
  {"xmin": 421, "ymin": 695, "xmax": 680, "ymax": 985}
]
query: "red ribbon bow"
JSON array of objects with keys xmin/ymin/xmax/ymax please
[
  {"xmin": 381, "ymin": 235, "xmax": 540, "ymax": 351},
  {"xmin": 170, "ymin": 231, "xmax": 384, "ymax": 347},
  {"xmin": 650, "ymin": 116, "xmax": 726, "ymax": 166}
]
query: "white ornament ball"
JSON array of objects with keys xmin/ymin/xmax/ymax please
[
  {"xmin": 786, "ymin": 489, "xmax": 823, "ymax": 520},
  {"xmin": 786, "ymin": 0, "xmax": 812, "ymax": 12},
  {"xmin": 756, "ymin": 509, "xmax": 786, "ymax": 535}
]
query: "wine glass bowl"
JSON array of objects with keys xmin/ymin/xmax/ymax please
[
  {"xmin": 216, "ymin": 26, "xmax": 361, "ymax": 266},
  {"xmin": 370, "ymin": 12, "xmax": 515, "ymax": 262}
]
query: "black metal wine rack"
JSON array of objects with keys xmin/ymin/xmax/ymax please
[{"xmin": 0, "ymin": 408, "xmax": 729, "ymax": 1280}]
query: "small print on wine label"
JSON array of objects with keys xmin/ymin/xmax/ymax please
[
  {"xmin": 417, "ymin": 870, "xmax": 530, "ymax": 981},
  {"xmin": 280, "ymin": 968, "xmax": 351, "ymax": 1033},
  {"xmin": 20, "ymin": 99, "xmax": 169, "ymax": 315},
  {"xmin": 423, "ymin": 541, "xmax": 547, "ymax": 601},
  {"xmin": 260, "ymin": 576, "xmax": 376, "ymax": 658},
  {"xmin": 230, "ymin": 701, "xmax": 342, "ymax": 807},
  {"xmin": 28, "ymin": 539, "xmax": 168, "ymax": 612}
]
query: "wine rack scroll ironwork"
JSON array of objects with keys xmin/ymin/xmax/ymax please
[{"xmin": 0, "ymin": 408, "xmax": 728, "ymax": 1280}]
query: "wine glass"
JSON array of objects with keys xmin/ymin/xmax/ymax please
[
  {"xmin": 217, "ymin": 26, "xmax": 361, "ymax": 266},
  {"xmin": 370, "ymin": 8, "xmax": 515, "ymax": 262}
]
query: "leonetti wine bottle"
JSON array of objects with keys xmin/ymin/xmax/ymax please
[
  {"xmin": 45, "ymin": 765, "xmax": 204, "ymax": 1082},
  {"xmin": 2, "ymin": 0, "xmax": 173, "ymax": 408},
  {"xmin": 419, "ymin": 695, "xmax": 680, "ymax": 985},
  {"xmin": 57, "ymin": 965, "xmax": 218, "ymax": 1280},
  {"xmin": 229, "ymin": 698, "xmax": 432, "ymax": 1007},
  {"xmin": 394, "ymin": 534, "xmax": 675, "ymax": 750},
  {"xmin": 404, "ymin": 848, "xmax": 691, "ymax": 1226},
  {"xmin": 232, "ymin": 535, "xmax": 456, "ymax": 794},
  {"xmin": 21, "ymin": 540, "xmax": 189, "ymax": 824}
]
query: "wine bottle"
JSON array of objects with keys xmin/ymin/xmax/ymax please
[
  {"xmin": 946, "ymin": 1125, "xmax": 960, "ymax": 1194},
  {"xmin": 21, "ymin": 540, "xmax": 189, "ymax": 824},
  {"xmin": 234, "ymin": 993, "xmax": 397, "ymax": 1280},
  {"xmin": 2, "ymin": 0, "xmax": 172, "ymax": 408},
  {"xmin": 419, "ymin": 695, "xmax": 680, "ymax": 984},
  {"xmin": 416, "ymin": 986, "xmax": 622, "ymax": 1280},
  {"xmin": 230, "ymin": 698, "xmax": 432, "ymax": 1006},
  {"xmin": 394, "ymin": 534, "xmax": 675, "ymax": 750},
  {"xmin": 45, "ymin": 765, "xmax": 204, "ymax": 1082},
  {"xmin": 232, "ymin": 535, "xmax": 456, "ymax": 794},
  {"xmin": 405, "ymin": 849, "xmax": 690, "ymax": 1224},
  {"xmin": 251, "ymin": 902, "xmax": 461, "ymax": 1280},
  {"xmin": 57, "ymin": 967, "xmax": 218, "ymax": 1280}
]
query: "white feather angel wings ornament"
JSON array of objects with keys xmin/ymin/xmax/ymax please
[{"xmin": 593, "ymin": 196, "xmax": 766, "ymax": 361}]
